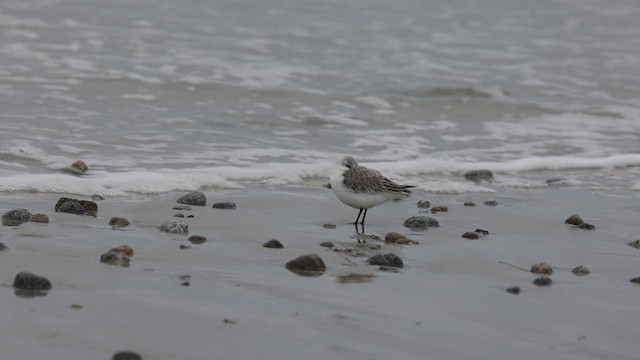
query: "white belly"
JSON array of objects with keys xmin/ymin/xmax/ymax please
[{"xmin": 329, "ymin": 172, "xmax": 397, "ymax": 209}]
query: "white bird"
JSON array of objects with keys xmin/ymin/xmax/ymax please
[{"xmin": 329, "ymin": 155, "xmax": 414, "ymax": 228}]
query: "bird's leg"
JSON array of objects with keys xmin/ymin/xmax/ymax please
[
  {"xmin": 359, "ymin": 209, "xmax": 368, "ymax": 225},
  {"xmin": 353, "ymin": 208, "xmax": 364, "ymax": 225}
]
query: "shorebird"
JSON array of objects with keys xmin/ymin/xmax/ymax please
[{"xmin": 329, "ymin": 155, "xmax": 414, "ymax": 229}]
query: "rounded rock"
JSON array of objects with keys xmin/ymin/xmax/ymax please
[
  {"xmin": 630, "ymin": 277, "xmax": 640, "ymax": 284},
  {"xmin": 403, "ymin": 216, "xmax": 440, "ymax": 230},
  {"xmin": 319, "ymin": 241, "xmax": 334, "ymax": 248},
  {"xmin": 188, "ymin": 235, "xmax": 208, "ymax": 245},
  {"xmin": 506, "ymin": 286, "xmax": 521, "ymax": 295},
  {"xmin": 30, "ymin": 213, "xmax": 50, "ymax": 223},
  {"xmin": 430, "ymin": 205, "xmax": 448, "ymax": 214},
  {"xmin": 416, "ymin": 200, "xmax": 431, "ymax": 209},
  {"xmin": 483, "ymin": 200, "xmax": 498, "ymax": 207},
  {"xmin": 71, "ymin": 160, "xmax": 88, "ymax": 173},
  {"xmin": 532, "ymin": 277, "xmax": 553, "ymax": 287},
  {"xmin": 285, "ymin": 254, "xmax": 326, "ymax": 275},
  {"xmin": 463, "ymin": 201, "xmax": 476, "ymax": 207},
  {"xmin": 56, "ymin": 201, "xmax": 85, "ymax": 215},
  {"xmin": 212, "ymin": 202, "xmax": 236, "ymax": 210},
  {"xmin": 110, "ymin": 245, "xmax": 134, "ymax": 257},
  {"xmin": 464, "ymin": 169, "xmax": 494, "ymax": 182},
  {"xmin": 384, "ymin": 232, "xmax": 407, "ymax": 243},
  {"xmin": 531, "ymin": 262, "xmax": 553, "ymax": 275},
  {"xmin": 571, "ymin": 266, "xmax": 590, "ymax": 276},
  {"xmin": 2, "ymin": 208, "xmax": 33, "ymax": 226},
  {"xmin": 367, "ymin": 253, "xmax": 404, "ymax": 268},
  {"xmin": 174, "ymin": 213, "xmax": 185, "ymax": 218},
  {"xmin": 109, "ymin": 217, "xmax": 130, "ymax": 228},
  {"xmin": 322, "ymin": 223, "xmax": 337, "ymax": 229},
  {"xmin": 564, "ymin": 214, "xmax": 584, "ymax": 226},
  {"xmin": 263, "ymin": 239, "xmax": 284, "ymax": 249},
  {"xmin": 113, "ymin": 351, "xmax": 142, "ymax": 360},
  {"xmin": 461, "ymin": 232, "xmax": 480, "ymax": 240},
  {"xmin": 100, "ymin": 251, "xmax": 130, "ymax": 267},
  {"xmin": 176, "ymin": 191, "xmax": 206, "ymax": 206},
  {"xmin": 13, "ymin": 272, "xmax": 52, "ymax": 291},
  {"xmin": 54, "ymin": 197, "xmax": 98, "ymax": 216},
  {"xmin": 159, "ymin": 221, "xmax": 189, "ymax": 235}
]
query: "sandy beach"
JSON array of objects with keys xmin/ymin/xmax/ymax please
[{"xmin": 1, "ymin": 186, "xmax": 639, "ymax": 360}]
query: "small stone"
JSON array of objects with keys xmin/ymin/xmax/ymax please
[
  {"xmin": 173, "ymin": 205, "xmax": 192, "ymax": 211},
  {"xmin": 531, "ymin": 262, "xmax": 553, "ymax": 275},
  {"xmin": 113, "ymin": 351, "xmax": 142, "ymax": 360},
  {"xmin": 483, "ymin": 200, "xmax": 498, "ymax": 206},
  {"xmin": 285, "ymin": 254, "xmax": 327, "ymax": 276},
  {"xmin": 416, "ymin": 200, "xmax": 431, "ymax": 209},
  {"xmin": 0, "ymin": 242, "xmax": 7, "ymax": 251},
  {"xmin": 13, "ymin": 272, "xmax": 52, "ymax": 291},
  {"xmin": 464, "ymin": 169, "xmax": 493, "ymax": 182},
  {"xmin": 263, "ymin": 239, "xmax": 284, "ymax": 249},
  {"xmin": 319, "ymin": 241, "xmax": 334, "ymax": 248},
  {"xmin": 159, "ymin": 221, "xmax": 189, "ymax": 234},
  {"xmin": 323, "ymin": 223, "xmax": 337, "ymax": 229},
  {"xmin": 91, "ymin": 194, "xmax": 105, "ymax": 201},
  {"xmin": 212, "ymin": 202, "xmax": 236, "ymax": 210},
  {"xmin": 461, "ymin": 232, "xmax": 480, "ymax": 240},
  {"xmin": 223, "ymin": 318, "xmax": 238, "ymax": 324},
  {"xmin": 188, "ymin": 235, "xmax": 207, "ymax": 245},
  {"xmin": 506, "ymin": 286, "xmax": 521, "ymax": 295},
  {"xmin": 176, "ymin": 191, "xmax": 206, "ymax": 206},
  {"xmin": 571, "ymin": 266, "xmax": 590, "ymax": 276},
  {"xmin": 475, "ymin": 228, "xmax": 489, "ymax": 236},
  {"xmin": 30, "ymin": 213, "xmax": 49, "ymax": 223},
  {"xmin": 564, "ymin": 214, "xmax": 584, "ymax": 226},
  {"xmin": 181, "ymin": 282, "xmax": 190, "ymax": 286},
  {"xmin": 174, "ymin": 213, "xmax": 185, "ymax": 218},
  {"xmin": 463, "ymin": 201, "xmax": 476, "ymax": 207},
  {"xmin": 187, "ymin": 215, "xmax": 194, "ymax": 218},
  {"xmin": 367, "ymin": 253, "xmax": 404, "ymax": 268},
  {"xmin": 110, "ymin": 245, "xmax": 134, "ymax": 257},
  {"xmin": 54, "ymin": 197, "xmax": 98, "ymax": 216},
  {"xmin": 56, "ymin": 201, "xmax": 85, "ymax": 215},
  {"xmin": 430, "ymin": 205, "xmax": 448, "ymax": 214},
  {"xmin": 578, "ymin": 223, "xmax": 595, "ymax": 230},
  {"xmin": 385, "ymin": 232, "xmax": 407, "ymax": 243},
  {"xmin": 179, "ymin": 244, "xmax": 191, "ymax": 249},
  {"xmin": 109, "ymin": 217, "xmax": 130, "ymax": 228},
  {"xmin": 70, "ymin": 304, "xmax": 83, "ymax": 309},
  {"xmin": 630, "ymin": 277, "xmax": 640, "ymax": 284},
  {"xmin": 71, "ymin": 160, "xmax": 88, "ymax": 173},
  {"xmin": 627, "ymin": 240, "xmax": 640, "ymax": 249},
  {"xmin": 2, "ymin": 208, "xmax": 33, "ymax": 226},
  {"xmin": 403, "ymin": 216, "xmax": 440, "ymax": 230},
  {"xmin": 532, "ymin": 277, "xmax": 553, "ymax": 287},
  {"xmin": 100, "ymin": 251, "xmax": 130, "ymax": 267}
]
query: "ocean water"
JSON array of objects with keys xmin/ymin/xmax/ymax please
[{"xmin": 1, "ymin": 0, "xmax": 639, "ymax": 196}]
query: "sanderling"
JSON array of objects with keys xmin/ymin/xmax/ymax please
[{"xmin": 329, "ymin": 155, "xmax": 414, "ymax": 229}]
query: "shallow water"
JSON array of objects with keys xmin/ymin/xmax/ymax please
[{"xmin": 1, "ymin": 0, "xmax": 639, "ymax": 195}]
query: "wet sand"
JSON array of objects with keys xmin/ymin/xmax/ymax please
[{"xmin": 1, "ymin": 186, "xmax": 640, "ymax": 360}]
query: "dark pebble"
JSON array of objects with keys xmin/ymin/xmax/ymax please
[
  {"xmin": 475, "ymin": 228, "xmax": 489, "ymax": 236},
  {"xmin": 263, "ymin": 239, "xmax": 284, "ymax": 249},
  {"xmin": 179, "ymin": 244, "xmax": 191, "ymax": 249},
  {"xmin": 174, "ymin": 213, "xmax": 185, "ymax": 218},
  {"xmin": 100, "ymin": 251, "xmax": 130, "ymax": 267},
  {"xmin": 187, "ymin": 215, "xmax": 194, "ymax": 218},
  {"xmin": 0, "ymin": 242, "xmax": 7, "ymax": 251},
  {"xmin": 285, "ymin": 254, "xmax": 327, "ymax": 276},
  {"xmin": 57, "ymin": 201, "xmax": 85, "ymax": 215},
  {"xmin": 531, "ymin": 262, "xmax": 553, "ymax": 275},
  {"xmin": 322, "ymin": 223, "xmax": 337, "ymax": 229},
  {"xmin": 159, "ymin": 221, "xmax": 189, "ymax": 234},
  {"xmin": 319, "ymin": 241, "xmax": 334, "ymax": 248},
  {"xmin": 173, "ymin": 205, "xmax": 192, "ymax": 211},
  {"xmin": 506, "ymin": 286, "xmax": 521, "ymax": 295},
  {"xmin": 416, "ymin": 200, "xmax": 431, "ymax": 209},
  {"xmin": 367, "ymin": 253, "xmax": 404, "ymax": 268},
  {"xmin": 91, "ymin": 194, "xmax": 105, "ymax": 201},
  {"xmin": 461, "ymin": 232, "xmax": 480, "ymax": 240},
  {"xmin": 564, "ymin": 214, "xmax": 584, "ymax": 226},
  {"xmin": 532, "ymin": 277, "xmax": 553, "ymax": 287},
  {"xmin": 483, "ymin": 200, "xmax": 498, "ymax": 206},
  {"xmin": 463, "ymin": 201, "xmax": 476, "ymax": 207},
  {"xmin": 2, "ymin": 208, "xmax": 33, "ymax": 226},
  {"xmin": 578, "ymin": 223, "xmax": 595, "ymax": 230},
  {"xmin": 464, "ymin": 169, "xmax": 494, "ymax": 182},
  {"xmin": 212, "ymin": 202, "xmax": 237, "ymax": 210},
  {"xmin": 627, "ymin": 240, "xmax": 640, "ymax": 249},
  {"xmin": 71, "ymin": 160, "xmax": 88, "ymax": 173},
  {"xmin": 403, "ymin": 216, "xmax": 440, "ymax": 230},
  {"xmin": 571, "ymin": 266, "xmax": 590, "ymax": 276},
  {"xmin": 430, "ymin": 205, "xmax": 448, "ymax": 214},
  {"xmin": 630, "ymin": 277, "xmax": 640, "ymax": 284},
  {"xmin": 113, "ymin": 351, "xmax": 142, "ymax": 360},
  {"xmin": 188, "ymin": 235, "xmax": 207, "ymax": 245},
  {"xmin": 55, "ymin": 197, "xmax": 98, "ymax": 216},
  {"xmin": 176, "ymin": 191, "xmax": 206, "ymax": 206},
  {"xmin": 109, "ymin": 217, "xmax": 130, "ymax": 228},
  {"xmin": 181, "ymin": 282, "xmax": 190, "ymax": 286},
  {"xmin": 13, "ymin": 272, "xmax": 52, "ymax": 291}
]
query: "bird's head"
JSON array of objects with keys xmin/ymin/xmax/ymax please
[{"xmin": 337, "ymin": 155, "xmax": 358, "ymax": 171}]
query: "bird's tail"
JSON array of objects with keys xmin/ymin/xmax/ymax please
[{"xmin": 401, "ymin": 185, "xmax": 415, "ymax": 195}]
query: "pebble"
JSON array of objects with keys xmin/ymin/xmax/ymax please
[
  {"xmin": 109, "ymin": 217, "xmax": 130, "ymax": 228},
  {"xmin": 384, "ymin": 232, "xmax": 419, "ymax": 245},
  {"xmin": 322, "ymin": 223, "xmax": 337, "ymax": 229},
  {"xmin": 71, "ymin": 304, "xmax": 83, "ymax": 309},
  {"xmin": 100, "ymin": 251, "xmax": 130, "ymax": 267},
  {"xmin": 110, "ymin": 245, "xmax": 134, "ymax": 257},
  {"xmin": 483, "ymin": 200, "xmax": 498, "ymax": 206},
  {"xmin": 506, "ymin": 286, "xmax": 521, "ymax": 295},
  {"xmin": 416, "ymin": 200, "xmax": 431, "ymax": 209},
  {"xmin": 174, "ymin": 213, "xmax": 185, "ymax": 218},
  {"xmin": 173, "ymin": 205, "xmax": 192, "ymax": 211},
  {"xmin": 630, "ymin": 277, "xmax": 640, "ymax": 284},
  {"xmin": 0, "ymin": 242, "xmax": 7, "ymax": 251},
  {"xmin": 13, "ymin": 272, "xmax": 52, "ymax": 291},
  {"xmin": 179, "ymin": 245, "xmax": 191, "ymax": 250},
  {"xmin": 55, "ymin": 197, "xmax": 98, "ymax": 216},
  {"xmin": 461, "ymin": 232, "xmax": 480, "ymax": 240},
  {"xmin": 30, "ymin": 213, "xmax": 49, "ymax": 223},
  {"xmin": 464, "ymin": 169, "xmax": 494, "ymax": 182},
  {"xmin": 91, "ymin": 194, "xmax": 105, "ymax": 201},
  {"xmin": 531, "ymin": 262, "xmax": 553, "ymax": 275},
  {"xmin": 159, "ymin": 221, "xmax": 189, "ymax": 234},
  {"xmin": 187, "ymin": 215, "xmax": 194, "ymax": 218},
  {"xmin": 571, "ymin": 265, "xmax": 590, "ymax": 276},
  {"xmin": 2, "ymin": 208, "xmax": 33, "ymax": 226},
  {"xmin": 113, "ymin": 351, "xmax": 142, "ymax": 360},
  {"xmin": 285, "ymin": 254, "xmax": 327, "ymax": 275},
  {"xmin": 564, "ymin": 214, "xmax": 584, "ymax": 226},
  {"xmin": 430, "ymin": 205, "xmax": 448, "ymax": 214},
  {"xmin": 56, "ymin": 201, "xmax": 85, "ymax": 215},
  {"xmin": 532, "ymin": 277, "xmax": 553, "ymax": 287},
  {"xmin": 176, "ymin": 191, "xmax": 207, "ymax": 206},
  {"xmin": 627, "ymin": 240, "xmax": 640, "ymax": 249},
  {"xmin": 319, "ymin": 241, "xmax": 334, "ymax": 248},
  {"xmin": 188, "ymin": 235, "xmax": 208, "ymax": 245},
  {"xmin": 263, "ymin": 239, "xmax": 284, "ymax": 249},
  {"xmin": 403, "ymin": 216, "xmax": 440, "ymax": 230},
  {"xmin": 578, "ymin": 223, "xmax": 595, "ymax": 230},
  {"xmin": 367, "ymin": 253, "xmax": 404, "ymax": 268},
  {"xmin": 181, "ymin": 282, "xmax": 190, "ymax": 287},
  {"xmin": 212, "ymin": 202, "xmax": 237, "ymax": 210},
  {"xmin": 71, "ymin": 160, "xmax": 88, "ymax": 173},
  {"xmin": 463, "ymin": 201, "xmax": 476, "ymax": 207}
]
